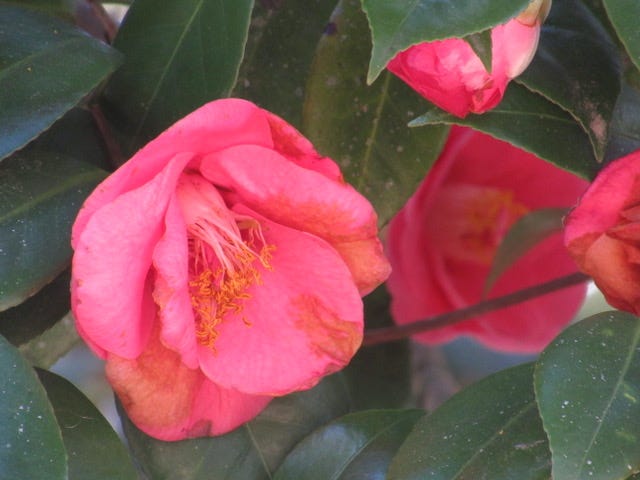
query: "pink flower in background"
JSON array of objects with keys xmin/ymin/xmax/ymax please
[
  {"xmin": 565, "ymin": 151, "xmax": 640, "ymax": 314},
  {"xmin": 387, "ymin": 0, "xmax": 550, "ymax": 118},
  {"xmin": 386, "ymin": 126, "xmax": 588, "ymax": 352},
  {"xmin": 71, "ymin": 99, "xmax": 390, "ymax": 441}
]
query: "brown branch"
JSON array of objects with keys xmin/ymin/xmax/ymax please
[{"xmin": 363, "ymin": 272, "xmax": 591, "ymax": 346}]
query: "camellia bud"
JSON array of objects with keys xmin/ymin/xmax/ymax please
[{"xmin": 387, "ymin": 0, "xmax": 550, "ymax": 118}]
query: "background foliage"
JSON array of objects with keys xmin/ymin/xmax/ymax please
[{"xmin": 1, "ymin": 0, "xmax": 640, "ymax": 478}]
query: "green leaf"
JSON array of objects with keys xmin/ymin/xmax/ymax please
[
  {"xmin": 122, "ymin": 374, "xmax": 351, "ymax": 479},
  {"xmin": 360, "ymin": 0, "xmax": 531, "ymax": 82},
  {"xmin": 388, "ymin": 363, "xmax": 550, "ymax": 480},
  {"xmin": 606, "ymin": 83, "xmax": 640, "ymax": 163},
  {"xmin": 0, "ymin": 0, "xmax": 72, "ymax": 17},
  {"xmin": 37, "ymin": 369, "xmax": 137, "ymax": 480},
  {"xmin": 345, "ymin": 286, "xmax": 411, "ymax": 410},
  {"xmin": 0, "ymin": 269, "xmax": 70, "ymax": 347},
  {"xmin": 603, "ymin": 0, "xmax": 640, "ymax": 71},
  {"xmin": 0, "ymin": 4, "xmax": 121, "ymax": 161},
  {"xmin": 464, "ymin": 28, "xmax": 492, "ymax": 72},
  {"xmin": 0, "ymin": 151, "xmax": 106, "ymax": 310},
  {"xmin": 0, "ymin": 335, "xmax": 67, "ymax": 479},
  {"xmin": 517, "ymin": 0, "xmax": 621, "ymax": 163},
  {"xmin": 19, "ymin": 313, "xmax": 79, "ymax": 369},
  {"xmin": 303, "ymin": 0, "xmax": 449, "ymax": 226},
  {"xmin": 484, "ymin": 208, "xmax": 569, "ymax": 296},
  {"xmin": 535, "ymin": 311, "xmax": 640, "ymax": 480},
  {"xmin": 233, "ymin": 0, "xmax": 337, "ymax": 128},
  {"xmin": 102, "ymin": 0, "xmax": 254, "ymax": 157},
  {"xmin": 274, "ymin": 409, "xmax": 424, "ymax": 480},
  {"xmin": 410, "ymin": 82, "xmax": 599, "ymax": 179}
]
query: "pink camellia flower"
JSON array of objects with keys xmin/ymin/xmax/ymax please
[
  {"xmin": 386, "ymin": 126, "xmax": 588, "ymax": 352},
  {"xmin": 387, "ymin": 0, "xmax": 550, "ymax": 118},
  {"xmin": 71, "ymin": 99, "xmax": 390, "ymax": 441},
  {"xmin": 565, "ymin": 151, "xmax": 640, "ymax": 314}
]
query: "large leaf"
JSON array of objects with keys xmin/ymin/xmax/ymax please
[
  {"xmin": 102, "ymin": 0, "xmax": 254, "ymax": 157},
  {"xmin": 0, "ymin": 5, "xmax": 121, "ymax": 162},
  {"xmin": 0, "ymin": 269, "xmax": 70, "ymax": 347},
  {"xmin": 122, "ymin": 374, "xmax": 351, "ymax": 480},
  {"xmin": 388, "ymin": 363, "xmax": 550, "ymax": 480},
  {"xmin": 410, "ymin": 82, "xmax": 599, "ymax": 179},
  {"xmin": 19, "ymin": 313, "xmax": 79, "ymax": 369},
  {"xmin": 274, "ymin": 409, "xmax": 424, "ymax": 480},
  {"xmin": 606, "ymin": 83, "xmax": 640, "ymax": 163},
  {"xmin": 0, "ymin": 151, "xmax": 106, "ymax": 310},
  {"xmin": 303, "ymin": 0, "xmax": 449, "ymax": 226},
  {"xmin": 603, "ymin": 0, "xmax": 640, "ymax": 71},
  {"xmin": 0, "ymin": 335, "xmax": 67, "ymax": 479},
  {"xmin": 360, "ymin": 0, "xmax": 531, "ymax": 82},
  {"xmin": 37, "ymin": 369, "xmax": 137, "ymax": 480},
  {"xmin": 535, "ymin": 311, "xmax": 640, "ymax": 480},
  {"xmin": 233, "ymin": 0, "xmax": 336, "ymax": 128},
  {"xmin": 517, "ymin": 0, "xmax": 621, "ymax": 163}
]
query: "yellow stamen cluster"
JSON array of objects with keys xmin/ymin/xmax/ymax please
[{"xmin": 188, "ymin": 217, "xmax": 275, "ymax": 351}]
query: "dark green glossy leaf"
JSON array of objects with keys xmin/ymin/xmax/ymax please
[
  {"xmin": 102, "ymin": 0, "xmax": 253, "ymax": 157},
  {"xmin": 0, "ymin": 151, "xmax": 106, "ymax": 310},
  {"xmin": 233, "ymin": 0, "xmax": 336, "ymax": 128},
  {"xmin": 0, "ymin": 269, "xmax": 70, "ymax": 346},
  {"xmin": 274, "ymin": 409, "xmax": 424, "ymax": 480},
  {"xmin": 28, "ymin": 107, "xmax": 112, "ymax": 171},
  {"xmin": 603, "ymin": 0, "xmax": 640, "ymax": 71},
  {"xmin": 0, "ymin": 5, "xmax": 121, "ymax": 161},
  {"xmin": 19, "ymin": 314, "xmax": 79, "ymax": 369},
  {"xmin": 360, "ymin": 0, "xmax": 531, "ymax": 82},
  {"xmin": 484, "ymin": 208, "xmax": 569, "ymax": 296},
  {"xmin": 535, "ymin": 311, "xmax": 640, "ymax": 480},
  {"xmin": 345, "ymin": 286, "xmax": 411, "ymax": 410},
  {"xmin": 388, "ymin": 363, "xmax": 550, "ymax": 480},
  {"xmin": 464, "ymin": 29, "xmax": 492, "ymax": 72},
  {"xmin": 37, "ymin": 369, "xmax": 137, "ymax": 480},
  {"xmin": 410, "ymin": 82, "xmax": 599, "ymax": 179},
  {"xmin": 304, "ymin": 0, "xmax": 449, "ymax": 226},
  {"xmin": 0, "ymin": 335, "xmax": 67, "ymax": 479},
  {"xmin": 0, "ymin": 0, "xmax": 72, "ymax": 17},
  {"xmin": 517, "ymin": 0, "xmax": 621, "ymax": 163},
  {"xmin": 122, "ymin": 374, "xmax": 351, "ymax": 480},
  {"xmin": 606, "ymin": 83, "xmax": 640, "ymax": 163}
]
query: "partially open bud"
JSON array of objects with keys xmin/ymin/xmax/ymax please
[{"xmin": 387, "ymin": 0, "xmax": 550, "ymax": 118}]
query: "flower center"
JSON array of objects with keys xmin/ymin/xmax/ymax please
[
  {"xmin": 177, "ymin": 174, "xmax": 275, "ymax": 351},
  {"xmin": 429, "ymin": 183, "xmax": 528, "ymax": 265}
]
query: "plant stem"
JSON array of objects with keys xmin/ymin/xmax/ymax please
[{"xmin": 362, "ymin": 272, "xmax": 590, "ymax": 346}]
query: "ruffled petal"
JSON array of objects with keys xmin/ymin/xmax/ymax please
[
  {"xmin": 152, "ymin": 192, "xmax": 198, "ymax": 368},
  {"xmin": 106, "ymin": 328, "xmax": 271, "ymax": 441},
  {"xmin": 73, "ymin": 99, "xmax": 274, "ymax": 245},
  {"xmin": 197, "ymin": 205, "xmax": 363, "ymax": 396},
  {"xmin": 199, "ymin": 145, "xmax": 390, "ymax": 294},
  {"xmin": 71, "ymin": 153, "xmax": 192, "ymax": 358}
]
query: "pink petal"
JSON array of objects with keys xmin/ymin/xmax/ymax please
[
  {"xmin": 73, "ymin": 99, "xmax": 275, "ymax": 244},
  {"xmin": 264, "ymin": 110, "xmax": 342, "ymax": 181},
  {"xmin": 199, "ymin": 145, "xmax": 390, "ymax": 294},
  {"xmin": 565, "ymin": 153, "xmax": 640, "ymax": 246},
  {"xmin": 151, "ymin": 193, "xmax": 198, "ymax": 368},
  {"xmin": 197, "ymin": 205, "xmax": 363, "ymax": 396},
  {"xmin": 72, "ymin": 153, "xmax": 192, "ymax": 358},
  {"xmin": 106, "ymin": 329, "xmax": 271, "ymax": 441}
]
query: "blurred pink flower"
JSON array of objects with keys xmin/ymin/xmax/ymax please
[
  {"xmin": 386, "ymin": 126, "xmax": 588, "ymax": 352},
  {"xmin": 565, "ymin": 150, "xmax": 640, "ymax": 314},
  {"xmin": 387, "ymin": 1, "xmax": 549, "ymax": 117},
  {"xmin": 71, "ymin": 99, "xmax": 390, "ymax": 441}
]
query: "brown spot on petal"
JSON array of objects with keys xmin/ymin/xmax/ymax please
[{"xmin": 291, "ymin": 294, "xmax": 361, "ymax": 366}]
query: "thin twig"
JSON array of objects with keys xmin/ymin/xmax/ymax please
[{"xmin": 363, "ymin": 272, "xmax": 590, "ymax": 346}]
